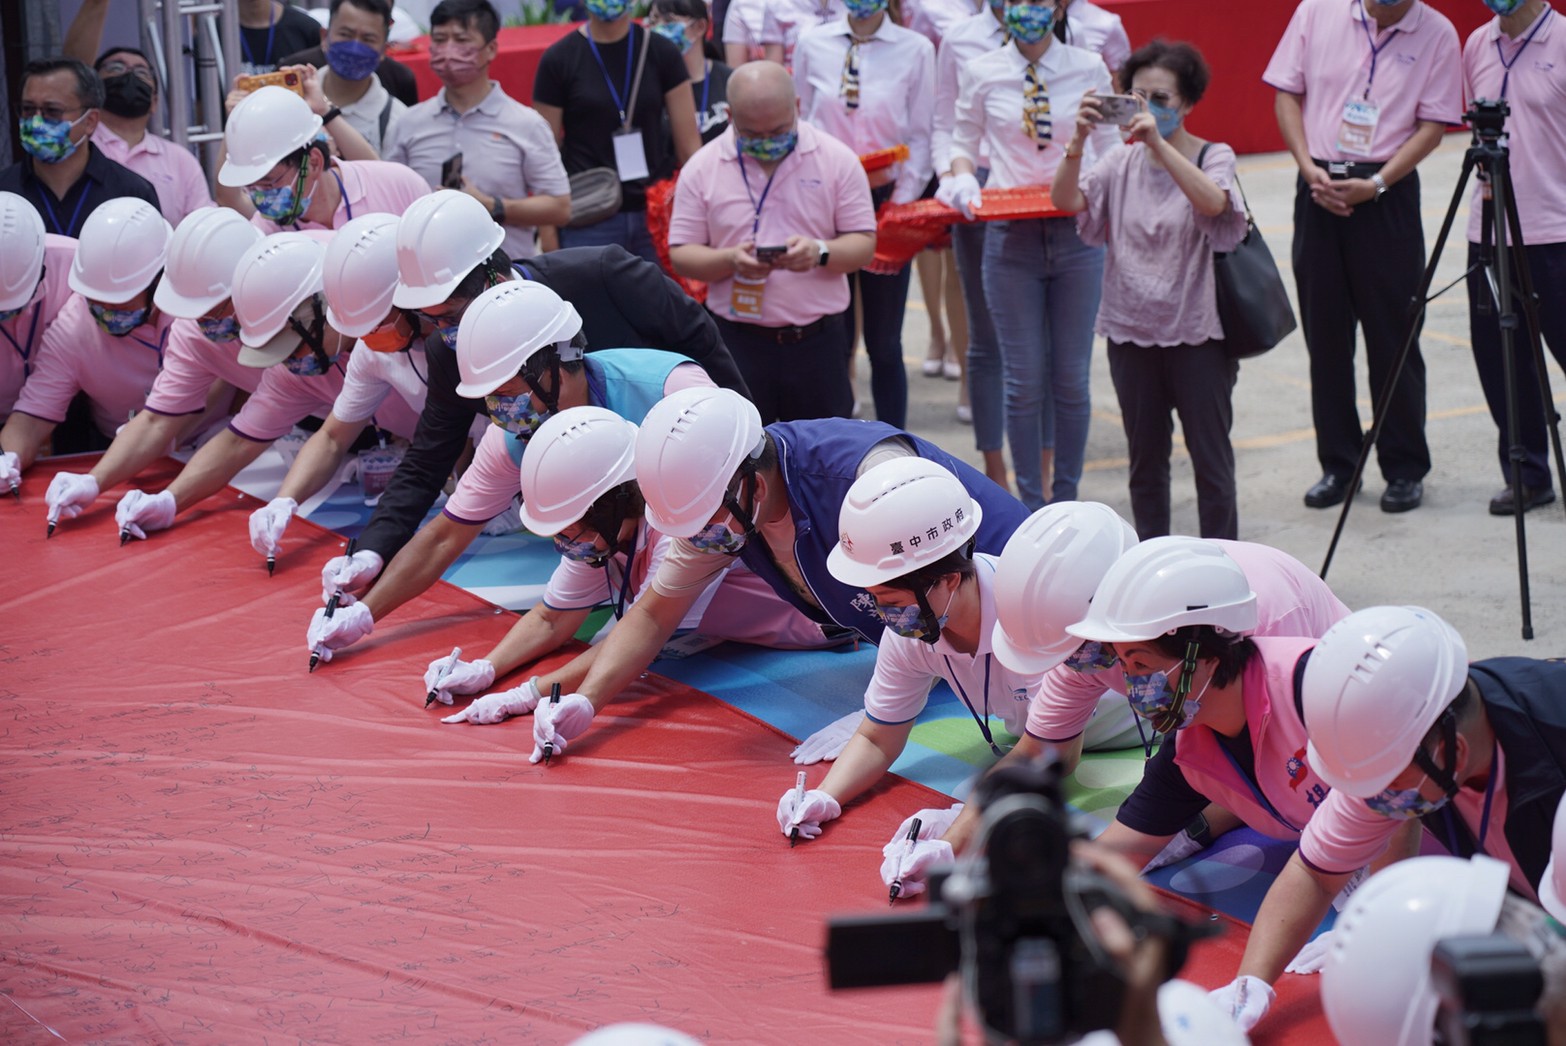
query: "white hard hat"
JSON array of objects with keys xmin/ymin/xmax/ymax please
[
  {"xmin": 153, "ymin": 206, "xmax": 265, "ymax": 318},
  {"xmin": 570, "ymin": 1023, "xmax": 701, "ymax": 1046},
  {"xmin": 452, "ymin": 280, "xmax": 583, "ymax": 398},
  {"xmin": 1322, "ymin": 855, "xmax": 1509, "ymax": 1046},
  {"xmin": 67, "ymin": 197, "xmax": 173, "ymax": 304},
  {"xmin": 1066, "ymin": 536, "xmax": 1257, "ymax": 645},
  {"xmin": 1156, "ymin": 980, "xmax": 1251, "ymax": 1046},
  {"xmin": 989, "ymin": 502, "xmax": 1140, "ymax": 674},
  {"xmin": 1302, "ymin": 605, "xmax": 1469, "ymax": 797},
  {"xmin": 0, "ymin": 191, "xmax": 47, "ymax": 312},
  {"xmin": 635, "ymin": 387, "xmax": 765, "ymax": 539},
  {"xmin": 518, "ymin": 406, "xmax": 639, "ymax": 536},
  {"xmin": 1542, "ymin": 793, "xmax": 1566, "ymax": 922},
  {"xmin": 323, "ymin": 212, "xmax": 401, "ymax": 338},
  {"xmin": 232, "ymin": 233, "xmax": 327, "ymax": 367},
  {"xmin": 826, "ymin": 457, "xmax": 982, "ymax": 588},
  {"xmin": 391, "ymin": 189, "xmax": 506, "ymax": 310},
  {"xmin": 218, "ymin": 85, "xmax": 324, "ymax": 187}
]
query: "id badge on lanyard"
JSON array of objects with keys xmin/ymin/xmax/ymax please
[
  {"xmin": 1337, "ymin": 98, "xmax": 1380, "ymax": 157},
  {"xmin": 730, "ymin": 277, "xmax": 766, "ymax": 320},
  {"xmin": 613, "ymin": 130, "xmax": 650, "ymax": 181}
]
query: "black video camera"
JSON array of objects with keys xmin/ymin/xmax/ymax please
[
  {"xmin": 1432, "ymin": 934, "xmax": 1547, "ymax": 1046},
  {"xmin": 824, "ymin": 757, "xmax": 1218, "ymax": 1045}
]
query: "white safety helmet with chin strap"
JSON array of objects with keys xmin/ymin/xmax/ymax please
[
  {"xmin": 323, "ymin": 212, "xmax": 402, "ymax": 338},
  {"xmin": 1301, "ymin": 605, "xmax": 1470, "ymax": 798},
  {"xmin": 232, "ymin": 233, "xmax": 329, "ymax": 367},
  {"xmin": 67, "ymin": 197, "xmax": 173, "ymax": 305},
  {"xmin": 153, "ymin": 206, "xmax": 264, "ymax": 318},
  {"xmin": 1542, "ymin": 793, "xmax": 1566, "ymax": 923},
  {"xmin": 518, "ymin": 406, "xmax": 639, "ymax": 538},
  {"xmin": 635, "ymin": 386, "xmax": 765, "ymax": 539},
  {"xmin": 218, "ymin": 85, "xmax": 325, "ymax": 187},
  {"xmin": 1066, "ymin": 535, "xmax": 1258, "ymax": 645},
  {"xmin": 392, "ymin": 189, "xmax": 506, "ymax": 310},
  {"xmin": 826, "ymin": 457, "xmax": 982, "ymax": 589},
  {"xmin": 0, "ymin": 191, "xmax": 47, "ymax": 312},
  {"xmin": 453, "ymin": 280, "xmax": 583, "ymax": 399},
  {"xmin": 989, "ymin": 502, "xmax": 1140, "ymax": 674},
  {"xmin": 1322, "ymin": 855, "xmax": 1510, "ymax": 1046}
]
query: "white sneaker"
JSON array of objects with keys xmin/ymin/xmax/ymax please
[
  {"xmin": 921, "ymin": 358, "xmax": 944, "ymax": 377},
  {"xmin": 956, "ymin": 404, "xmax": 973, "ymax": 424},
  {"xmin": 943, "ymin": 359, "xmax": 961, "ymax": 380}
]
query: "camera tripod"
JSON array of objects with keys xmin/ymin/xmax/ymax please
[{"xmin": 1319, "ymin": 100, "xmax": 1566, "ymax": 639}]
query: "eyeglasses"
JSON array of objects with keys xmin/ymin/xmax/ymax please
[
  {"xmin": 99, "ymin": 62, "xmax": 157, "ymax": 84},
  {"xmin": 19, "ymin": 103, "xmax": 89, "ymax": 122},
  {"xmin": 1022, "ymin": 62, "xmax": 1051, "ymax": 147},
  {"xmin": 1131, "ymin": 88, "xmax": 1179, "ymax": 108}
]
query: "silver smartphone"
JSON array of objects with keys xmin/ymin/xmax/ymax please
[{"xmin": 1093, "ymin": 94, "xmax": 1142, "ymax": 126}]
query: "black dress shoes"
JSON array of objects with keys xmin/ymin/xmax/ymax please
[
  {"xmin": 1304, "ymin": 474, "xmax": 1358, "ymax": 509},
  {"xmin": 1380, "ymin": 479, "xmax": 1424, "ymax": 513},
  {"xmin": 1489, "ymin": 484, "xmax": 1557, "ymax": 516}
]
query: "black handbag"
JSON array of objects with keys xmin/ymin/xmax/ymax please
[{"xmin": 1202, "ymin": 145, "xmax": 1298, "ymax": 359}]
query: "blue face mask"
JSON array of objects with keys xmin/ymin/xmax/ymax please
[
  {"xmin": 486, "ymin": 392, "xmax": 546, "ymax": 438},
  {"xmin": 554, "ymin": 533, "xmax": 611, "ymax": 566},
  {"xmin": 874, "ymin": 583, "xmax": 956, "ymax": 643},
  {"xmin": 89, "ymin": 301, "xmax": 148, "ymax": 337},
  {"xmin": 1004, "ymin": 2, "xmax": 1055, "ymax": 44},
  {"xmin": 1123, "ymin": 659, "xmax": 1210, "ymax": 732},
  {"xmin": 585, "ymin": 0, "xmax": 630, "ymax": 18},
  {"xmin": 1148, "ymin": 100, "xmax": 1183, "ymax": 138},
  {"xmin": 1365, "ymin": 780, "xmax": 1448, "ymax": 819},
  {"xmin": 651, "ymin": 21, "xmax": 693, "ymax": 52},
  {"xmin": 690, "ymin": 520, "xmax": 748, "ymax": 555},
  {"xmin": 282, "ymin": 347, "xmax": 340, "ymax": 376},
  {"xmin": 843, "ymin": 0, "xmax": 889, "ymax": 17},
  {"xmin": 325, "ymin": 39, "xmax": 381, "ymax": 82},
  {"xmin": 1064, "ymin": 641, "xmax": 1119, "ymax": 673},
  {"xmin": 428, "ymin": 314, "xmax": 461, "ymax": 350},
  {"xmin": 19, "ymin": 113, "xmax": 90, "ymax": 165},
  {"xmin": 197, "ymin": 314, "xmax": 241, "ymax": 343},
  {"xmin": 737, "ymin": 129, "xmax": 799, "ymax": 164},
  {"xmin": 248, "ymin": 154, "xmax": 314, "ymax": 223},
  {"xmin": 1483, "ymin": 0, "xmax": 1525, "ymax": 11},
  {"xmin": 0, "ymin": 305, "xmax": 22, "ymax": 325}
]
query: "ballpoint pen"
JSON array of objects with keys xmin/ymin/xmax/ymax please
[
  {"xmin": 789, "ymin": 771, "xmax": 807, "ymax": 848},
  {"xmin": 889, "ymin": 817, "xmax": 923, "ymax": 904},
  {"xmin": 542, "ymin": 683, "xmax": 562, "ymax": 765},
  {"xmin": 425, "ymin": 646, "xmax": 462, "ymax": 708},
  {"xmin": 310, "ymin": 541, "xmax": 354, "ymax": 672}
]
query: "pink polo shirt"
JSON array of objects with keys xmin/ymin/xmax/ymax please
[
  {"xmin": 11, "ymin": 294, "xmax": 173, "ymax": 437},
  {"xmin": 0, "ymin": 233, "xmax": 76, "ymax": 417},
  {"xmin": 1026, "ymin": 539, "xmax": 1351, "ymax": 742},
  {"xmin": 1463, "ymin": 6, "xmax": 1566, "ymax": 244},
  {"xmin": 142, "ymin": 320, "xmax": 263, "ymax": 416},
  {"xmin": 668, "ymin": 122, "xmax": 876, "ymax": 328},
  {"xmin": 228, "ymin": 356, "xmax": 347, "ymax": 443},
  {"xmin": 248, "ymin": 159, "xmax": 431, "ymax": 234},
  {"xmin": 1263, "ymin": 0, "xmax": 1463, "ymax": 162},
  {"xmin": 91, "ymin": 125, "xmax": 214, "ymax": 228}
]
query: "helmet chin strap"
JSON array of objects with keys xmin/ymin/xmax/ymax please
[
  {"xmin": 1149, "ymin": 640, "xmax": 1202, "ymax": 735},
  {"xmin": 287, "ymin": 295, "xmax": 332, "ymax": 370},
  {"xmin": 1412, "ymin": 706, "xmax": 1462, "ymax": 800}
]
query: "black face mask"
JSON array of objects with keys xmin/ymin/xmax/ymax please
[{"xmin": 102, "ymin": 74, "xmax": 155, "ymax": 118}]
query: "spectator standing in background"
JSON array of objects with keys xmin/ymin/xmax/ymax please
[
  {"xmin": 722, "ymin": 0, "xmax": 765, "ymax": 66},
  {"xmin": 238, "ymin": 0, "xmax": 326, "ymax": 75},
  {"xmin": 762, "ymin": 0, "xmax": 848, "ymax": 67},
  {"xmin": 534, "ymin": 0, "xmax": 702, "ymax": 263},
  {"xmin": 386, "ymin": 0, "xmax": 573, "ymax": 260},
  {"xmin": 280, "ymin": 0, "xmax": 421, "ymax": 107},
  {"xmin": 1052, "ymin": 0, "xmax": 1131, "ymax": 81},
  {"xmin": 280, "ymin": 0, "xmax": 408, "ymax": 155},
  {"xmin": 1052, "ymin": 41, "xmax": 1248, "ymax": 541},
  {"xmin": 793, "ymin": 0, "xmax": 934, "ymax": 429},
  {"xmin": 648, "ymin": 0, "xmax": 734, "ymax": 144}
]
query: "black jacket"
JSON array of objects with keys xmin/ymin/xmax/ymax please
[{"xmin": 354, "ymin": 244, "xmax": 747, "ymax": 562}]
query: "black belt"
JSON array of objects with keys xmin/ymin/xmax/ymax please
[
  {"xmin": 1312, "ymin": 159, "xmax": 1385, "ymax": 179},
  {"xmin": 735, "ymin": 316, "xmax": 831, "ymax": 344}
]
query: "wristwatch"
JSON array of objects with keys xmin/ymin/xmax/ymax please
[
  {"xmin": 816, "ymin": 239, "xmax": 830, "ymax": 268},
  {"xmin": 1371, "ymin": 172, "xmax": 1388, "ymax": 200},
  {"xmin": 489, "ymin": 194, "xmax": 506, "ymax": 222},
  {"xmin": 321, "ymin": 105, "xmax": 342, "ymax": 125}
]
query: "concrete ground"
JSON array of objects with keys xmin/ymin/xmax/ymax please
[{"xmin": 869, "ymin": 133, "xmax": 1566, "ymax": 660}]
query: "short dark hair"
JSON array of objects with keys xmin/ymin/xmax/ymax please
[
  {"xmin": 331, "ymin": 0, "xmax": 395, "ymax": 31},
  {"xmin": 1121, "ymin": 38, "xmax": 1210, "ymax": 106},
  {"xmin": 886, "ymin": 546, "xmax": 978, "ymax": 596},
  {"xmin": 1148, "ymin": 625, "xmax": 1255, "ymax": 689},
  {"xmin": 450, "ymin": 246, "xmax": 514, "ymax": 305},
  {"xmin": 429, "ymin": 0, "xmax": 500, "ymax": 43},
  {"xmin": 94, "ymin": 46, "xmax": 152, "ymax": 72},
  {"xmin": 22, "ymin": 57, "xmax": 105, "ymax": 110}
]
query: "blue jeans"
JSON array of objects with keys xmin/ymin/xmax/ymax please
[
  {"xmin": 952, "ymin": 217, "xmax": 1003, "ymax": 453},
  {"xmin": 558, "ymin": 209, "xmax": 660, "ymax": 267},
  {"xmin": 981, "ymin": 217, "xmax": 1104, "ymax": 509}
]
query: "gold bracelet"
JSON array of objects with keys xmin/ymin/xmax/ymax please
[{"xmin": 1063, "ymin": 147, "xmax": 1084, "ymax": 159}]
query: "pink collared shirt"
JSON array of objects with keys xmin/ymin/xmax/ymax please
[
  {"xmin": 668, "ymin": 122, "xmax": 876, "ymax": 328},
  {"xmin": 228, "ymin": 358, "xmax": 347, "ymax": 443},
  {"xmin": 793, "ymin": 17, "xmax": 935, "ymax": 204},
  {"xmin": 248, "ymin": 159, "xmax": 431, "ymax": 234},
  {"xmin": 934, "ymin": 11, "xmax": 1008, "ymax": 174},
  {"xmin": 11, "ymin": 294, "xmax": 173, "ymax": 437},
  {"xmin": 1025, "ymin": 539, "xmax": 1351, "ymax": 742},
  {"xmin": 1463, "ymin": 5, "xmax": 1566, "ymax": 244},
  {"xmin": 142, "ymin": 320, "xmax": 263, "ymax": 416},
  {"xmin": 1263, "ymin": 0, "xmax": 1463, "ymax": 162},
  {"xmin": 91, "ymin": 125, "xmax": 215, "ymax": 228},
  {"xmin": 0, "ymin": 234, "xmax": 76, "ymax": 417}
]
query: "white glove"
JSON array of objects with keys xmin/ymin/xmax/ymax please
[
  {"xmin": 776, "ymin": 787, "xmax": 842, "ymax": 841},
  {"xmin": 320, "ymin": 549, "xmax": 384, "ymax": 603},
  {"xmin": 936, "ymin": 172, "xmax": 982, "ymax": 220},
  {"xmin": 441, "ymin": 678, "xmax": 543, "ymax": 724},
  {"xmin": 1142, "ymin": 828, "xmax": 1208, "ymax": 873},
  {"xmin": 45, "ymin": 472, "xmax": 99, "ymax": 524},
  {"xmin": 1208, "ymin": 975, "xmax": 1275, "ymax": 1033},
  {"xmin": 879, "ymin": 837, "xmax": 954, "ymax": 898},
  {"xmin": 890, "ymin": 804, "xmax": 965, "ymax": 844},
  {"xmin": 0, "ymin": 450, "xmax": 20, "ymax": 491},
  {"xmin": 306, "ymin": 601, "xmax": 374, "ymax": 662},
  {"xmin": 422, "ymin": 656, "xmax": 496, "ymax": 707},
  {"xmin": 529, "ymin": 693, "xmax": 595, "ymax": 763},
  {"xmin": 249, "ymin": 496, "xmax": 298, "ymax": 556},
  {"xmin": 115, "ymin": 489, "xmax": 177, "ymax": 541},
  {"xmin": 1284, "ymin": 931, "xmax": 1334, "ymax": 975},
  {"xmin": 791, "ymin": 709, "xmax": 865, "ymax": 764}
]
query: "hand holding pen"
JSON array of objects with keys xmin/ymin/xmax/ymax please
[
  {"xmin": 888, "ymin": 817, "xmax": 923, "ymax": 904},
  {"xmin": 530, "ymin": 690, "xmax": 595, "ymax": 765},
  {"xmin": 425, "ymin": 647, "xmax": 463, "ymax": 708}
]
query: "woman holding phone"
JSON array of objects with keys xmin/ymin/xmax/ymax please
[{"xmin": 1051, "ymin": 40, "xmax": 1247, "ymax": 540}]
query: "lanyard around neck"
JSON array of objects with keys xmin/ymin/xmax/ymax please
[
  {"xmin": 587, "ymin": 24, "xmax": 637, "ymax": 126},
  {"xmin": 736, "ymin": 142, "xmax": 785, "ymax": 240},
  {"xmin": 943, "ymin": 652, "xmax": 1005, "ymax": 757},
  {"xmin": 0, "ymin": 302, "xmax": 44, "ymax": 373},
  {"xmin": 1496, "ymin": 5, "xmax": 1553, "ymax": 98}
]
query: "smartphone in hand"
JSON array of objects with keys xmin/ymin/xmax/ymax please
[
  {"xmin": 440, "ymin": 153, "xmax": 464, "ymax": 190},
  {"xmin": 237, "ymin": 69, "xmax": 304, "ymax": 97},
  {"xmin": 754, "ymin": 245, "xmax": 788, "ymax": 264},
  {"xmin": 1093, "ymin": 94, "xmax": 1142, "ymax": 126}
]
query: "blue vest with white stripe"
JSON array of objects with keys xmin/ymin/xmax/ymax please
[{"xmin": 504, "ymin": 349, "xmax": 691, "ymax": 467}]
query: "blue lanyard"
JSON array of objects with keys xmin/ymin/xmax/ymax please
[
  {"xmin": 36, "ymin": 178, "xmax": 91, "ymax": 237},
  {"xmin": 0, "ymin": 302, "xmax": 43, "ymax": 375},
  {"xmin": 943, "ymin": 653, "xmax": 1005, "ymax": 757},
  {"xmin": 605, "ymin": 531, "xmax": 641, "ymax": 620},
  {"xmin": 1496, "ymin": 7, "xmax": 1553, "ymax": 98},
  {"xmin": 129, "ymin": 324, "xmax": 170, "ymax": 368},
  {"xmin": 241, "ymin": 0, "xmax": 279, "ymax": 68},
  {"xmin": 700, "ymin": 61, "xmax": 711, "ymax": 116},
  {"xmin": 1214, "ymin": 735, "xmax": 1305, "ymax": 834},
  {"xmin": 1356, "ymin": 0, "xmax": 1399, "ymax": 99},
  {"xmin": 736, "ymin": 141, "xmax": 784, "ymax": 240},
  {"xmin": 586, "ymin": 25, "xmax": 637, "ymax": 126}
]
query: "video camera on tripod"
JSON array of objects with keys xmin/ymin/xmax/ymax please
[{"xmin": 824, "ymin": 757, "xmax": 1218, "ymax": 1045}]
